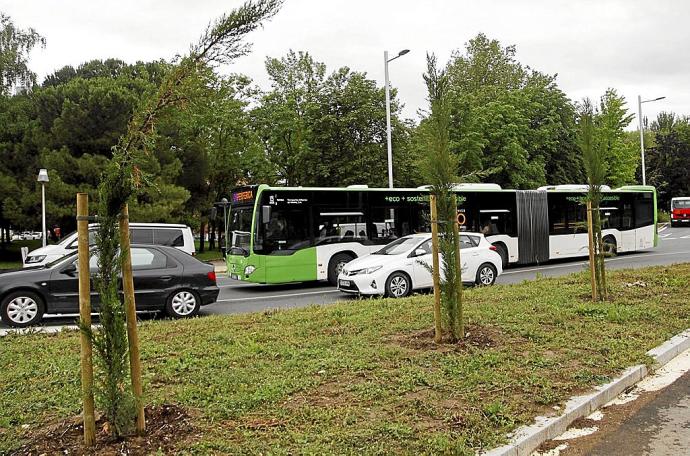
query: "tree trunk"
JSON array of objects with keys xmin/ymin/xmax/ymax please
[
  {"xmin": 209, "ymin": 220, "xmax": 216, "ymax": 250},
  {"xmin": 199, "ymin": 221, "xmax": 206, "ymax": 253}
]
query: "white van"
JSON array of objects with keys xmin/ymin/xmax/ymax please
[{"xmin": 23, "ymin": 223, "xmax": 195, "ymax": 268}]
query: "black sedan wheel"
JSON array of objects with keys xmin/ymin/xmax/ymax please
[
  {"xmin": 1, "ymin": 291, "xmax": 45, "ymax": 327},
  {"xmin": 475, "ymin": 263, "xmax": 497, "ymax": 286},
  {"xmin": 166, "ymin": 290, "xmax": 200, "ymax": 318}
]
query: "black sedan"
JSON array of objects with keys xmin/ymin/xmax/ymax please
[{"xmin": 0, "ymin": 245, "xmax": 219, "ymax": 327}]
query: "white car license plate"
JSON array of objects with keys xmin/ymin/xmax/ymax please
[{"xmin": 339, "ymin": 279, "xmax": 351, "ymax": 287}]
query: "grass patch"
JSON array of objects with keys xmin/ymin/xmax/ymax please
[
  {"xmin": 1, "ymin": 265, "xmax": 689, "ymax": 454},
  {"xmin": 195, "ymin": 240, "xmax": 223, "ymax": 262},
  {"xmin": 0, "ymin": 240, "xmax": 43, "ymax": 270}
]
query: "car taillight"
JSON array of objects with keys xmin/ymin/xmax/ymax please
[
  {"xmin": 207, "ymin": 271, "xmax": 217, "ymax": 283},
  {"xmin": 489, "ymin": 245, "xmax": 497, "ymax": 251}
]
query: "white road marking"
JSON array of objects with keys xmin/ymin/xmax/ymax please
[
  {"xmin": 663, "ymin": 237, "xmax": 677, "ymax": 240},
  {"xmin": 681, "ymin": 235, "xmax": 690, "ymax": 239},
  {"xmin": 658, "ymin": 224, "xmax": 669, "ymax": 233},
  {"xmin": 503, "ymin": 250, "xmax": 690, "ymax": 276},
  {"xmin": 215, "ymin": 289, "xmax": 342, "ymax": 303}
]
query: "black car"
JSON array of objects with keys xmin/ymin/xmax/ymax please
[{"xmin": 0, "ymin": 245, "xmax": 219, "ymax": 328}]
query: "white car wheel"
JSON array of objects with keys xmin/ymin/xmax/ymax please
[
  {"xmin": 476, "ymin": 263, "xmax": 497, "ymax": 286},
  {"xmin": 386, "ymin": 272, "xmax": 411, "ymax": 298}
]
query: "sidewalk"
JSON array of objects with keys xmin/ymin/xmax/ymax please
[{"xmin": 210, "ymin": 259, "xmax": 227, "ymax": 274}]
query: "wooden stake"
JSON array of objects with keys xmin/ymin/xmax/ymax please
[
  {"xmin": 451, "ymin": 195, "xmax": 464, "ymax": 339},
  {"xmin": 77, "ymin": 193, "xmax": 96, "ymax": 446},
  {"xmin": 119, "ymin": 204, "xmax": 145, "ymax": 435},
  {"xmin": 430, "ymin": 195, "xmax": 443, "ymax": 343},
  {"xmin": 586, "ymin": 201, "xmax": 597, "ymax": 301}
]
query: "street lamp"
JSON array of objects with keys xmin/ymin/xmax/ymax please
[
  {"xmin": 384, "ymin": 49, "xmax": 410, "ymax": 188},
  {"xmin": 37, "ymin": 169, "xmax": 49, "ymax": 247},
  {"xmin": 221, "ymin": 197, "xmax": 229, "ymax": 254},
  {"xmin": 638, "ymin": 95, "xmax": 666, "ymax": 186}
]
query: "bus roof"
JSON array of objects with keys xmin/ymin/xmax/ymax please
[{"xmin": 243, "ymin": 184, "xmax": 655, "ymax": 194}]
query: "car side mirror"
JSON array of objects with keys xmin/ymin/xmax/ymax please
[
  {"xmin": 414, "ymin": 249, "xmax": 427, "ymax": 257},
  {"xmin": 62, "ymin": 263, "xmax": 77, "ymax": 276}
]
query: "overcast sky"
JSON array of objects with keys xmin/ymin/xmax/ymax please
[{"xmin": 2, "ymin": 0, "xmax": 687, "ymax": 126}]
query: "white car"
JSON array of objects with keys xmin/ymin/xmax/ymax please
[
  {"xmin": 337, "ymin": 232, "xmax": 503, "ymax": 298},
  {"xmin": 23, "ymin": 223, "xmax": 196, "ymax": 267}
]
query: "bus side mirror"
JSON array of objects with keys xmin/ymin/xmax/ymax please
[{"xmin": 262, "ymin": 205, "xmax": 272, "ymax": 224}]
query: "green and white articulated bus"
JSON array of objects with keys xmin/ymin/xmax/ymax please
[{"xmin": 225, "ymin": 184, "xmax": 657, "ymax": 285}]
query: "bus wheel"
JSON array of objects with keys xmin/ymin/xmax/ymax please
[
  {"xmin": 493, "ymin": 243, "xmax": 508, "ymax": 269},
  {"xmin": 328, "ymin": 253, "xmax": 354, "ymax": 285},
  {"xmin": 603, "ymin": 236, "xmax": 617, "ymax": 257}
]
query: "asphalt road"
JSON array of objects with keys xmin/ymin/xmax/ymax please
[
  {"xmin": 2, "ymin": 226, "xmax": 690, "ymax": 333},
  {"xmin": 587, "ymin": 370, "xmax": 690, "ymax": 456},
  {"xmin": 199, "ymin": 225, "xmax": 690, "ymax": 317}
]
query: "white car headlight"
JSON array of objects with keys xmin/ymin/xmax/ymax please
[
  {"xmin": 352, "ymin": 265, "xmax": 382, "ymax": 275},
  {"xmin": 25, "ymin": 255, "xmax": 46, "ymax": 264},
  {"xmin": 244, "ymin": 265, "xmax": 256, "ymax": 276}
]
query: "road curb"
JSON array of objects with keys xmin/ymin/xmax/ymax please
[{"xmin": 481, "ymin": 328, "xmax": 690, "ymax": 456}]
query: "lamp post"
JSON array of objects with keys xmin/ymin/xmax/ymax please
[
  {"xmin": 638, "ymin": 95, "xmax": 666, "ymax": 185},
  {"xmin": 384, "ymin": 49, "xmax": 410, "ymax": 188},
  {"xmin": 37, "ymin": 169, "xmax": 49, "ymax": 247},
  {"xmin": 221, "ymin": 197, "xmax": 229, "ymax": 254}
]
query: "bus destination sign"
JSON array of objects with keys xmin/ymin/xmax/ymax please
[{"xmin": 232, "ymin": 190, "xmax": 254, "ymax": 204}]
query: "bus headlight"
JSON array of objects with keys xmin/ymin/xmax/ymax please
[{"xmin": 244, "ymin": 265, "xmax": 256, "ymax": 276}]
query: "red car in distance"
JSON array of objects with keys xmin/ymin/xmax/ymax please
[{"xmin": 671, "ymin": 197, "xmax": 690, "ymax": 227}]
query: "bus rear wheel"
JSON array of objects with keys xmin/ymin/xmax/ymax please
[
  {"xmin": 603, "ymin": 236, "xmax": 617, "ymax": 257},
  {"xmin": 493, "ymin": 243, "xmax": 508, "ymax": 269},
  {"xmin": 328, "ymin": 253, "xmax": 354, "ymax": 285}
]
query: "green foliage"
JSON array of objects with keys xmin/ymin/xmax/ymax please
[
  {"xmin": 419, "ymin": 53, "xmax": 463, "ymax": 341},
  {"xmin": 0, "ymin": 13, "xmax": 45, "ymax": 95},
  {"xmin": 252, "ymin": 50, "xmax": 414, "ymax": 187},
  {"xmin": 577, "ymin": 99, "xmax": 607, "ymax": 300},
  {"xmin": 647, "ymin": 113, "xmax": 690, "ymax": 208},
  {"xmin": 428, "ymin": 33, "xmax": 585, "ymax": 188},
  {"xmin": 86, "ymin": 0, "xmax": 284, "ymax": 438},
  {"xmin": 594, "ymin": 89, "xmax": 637, "ymax": 187}
]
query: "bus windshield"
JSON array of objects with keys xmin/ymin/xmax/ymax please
[{"xmin": 229, "ymin": 206, "xmax": 253, "ymax": 253}]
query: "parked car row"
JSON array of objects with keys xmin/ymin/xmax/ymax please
[
  {"xmin": 23, "ymin": 223, "xmax": 195, "ymax": 267},
  {"xmin": 1, "ymin": 244, "xmax": 218, "ymax": 328},
  {"xmin": 2, "ymin": 227, "xmax": 500, "ymax": 328},
  {"xmin": 10, "ymin": 231, "xmax": 43, "ymax": 241}
]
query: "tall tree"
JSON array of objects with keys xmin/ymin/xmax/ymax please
[
  {"xmin": 253, "ymin": 50, "xmax": 414, "ymax": 187},
  {"xmin": 647, "ymin": 113, "xmax": 690, "ymax": 208},
  {"xmin": 595, "ymin": 89, "xmax": 637, "ymax": 187},
  {"xmin": 578, "ymin": 99, "xmax": 608, "ymax": 301},
  {"xmin": 87, "ymin": 0, "xmax": 283, "ymax": 438},
  {"xmin": 426, "ymin": 33, "xmax": 584, "ymax": 188},
  {"xmin": 0, "ymin": 13, "xmax": 45, "ymax": 95},
  {"xmin": 419, "ymin": 53, "xmax": 464, "ymax": 341}
]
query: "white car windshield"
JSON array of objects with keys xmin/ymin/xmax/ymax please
[
  {"xmin": 373, "ymin": 237, "xmax": 424, "ymax": 255},
  {"xmin": 673, "ymin": 200, "xmax": 690, "ymax": 209}
]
